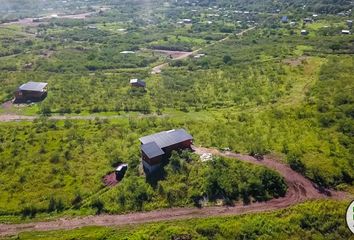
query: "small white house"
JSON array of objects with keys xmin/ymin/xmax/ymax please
[
  {"xmin": 301, "ymin": 29, "xmax": 309, "ymax": 35},
  {"xmin": 342, "ymin": 30, "xmax": 351, "ymax": 35}
]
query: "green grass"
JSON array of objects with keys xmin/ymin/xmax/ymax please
[
  {"xmin": 2, "ymin": 200, "xmax": 352, "ymax": 240},
  {"xmin": 0, "ymin": 2, "xmax": 353, "ymax": 229}
]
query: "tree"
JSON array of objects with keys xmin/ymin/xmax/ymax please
[{"xmin": 223, "ymin": 55, "xmax": 232, "ymax": 64}]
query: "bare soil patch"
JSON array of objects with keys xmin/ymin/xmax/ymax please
[
  {"xmin": 103, "ymin": 172, "xmax": 118, "ymax": 187},
  {"xmin": 152, "ymin": 49, "xmax": 193, "ymax": 59}
]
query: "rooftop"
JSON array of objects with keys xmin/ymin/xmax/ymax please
[
  {"xmin": 19, "ymin": 82, "xmax": 48, "ymax": 92},
  {"xmin": 140, "ymin": 129, "xmax": 193, "ymax": 149},
  {"xmin": 141, "ymin": 142, "xmax": 165, "ymax": 159},
  {"xmin": 130, "ymin": 79, "xmax": 146, "ymax": 87},
  {"xmin": 116, "ymin": 164, "xmax": 128, "ymax": 171}
]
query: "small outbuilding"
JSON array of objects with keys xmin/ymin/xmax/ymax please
[
  {"xmin": 347, "ymin": 20, "xmax": 353, "ymax": 28},
  {"xmin": 342, "ymin": 30, "xmax": 351, "ymax": 35},
  {"xmin": 14, "ymin": 81, "xmax": 48, "ymax": 103},
  {"xmin": 130, "ymin": 79, "xmax": 146, "ymax": 88},
  {"xmin": 301, "ymin": 29, "xmax": 309, "ymax": 35},
  {"xmin": 140, "ymin": 129, "xmax": 193, "ymax": 174},
  {"xmin": 303, "ymin": 18, "xmax": 313, "ymax": 24},
  {"xmin": 115, "ymin": 164, "xmax": 128, "ymax": 181}
]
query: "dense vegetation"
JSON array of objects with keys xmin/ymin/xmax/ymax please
[
  {"xmin": 3, "ymin": 200, "xmax": 352, "ymax": 240},
  {"xmin": 0, "ymin": 0, "xmax": 353, "ymax": 233},
  {"xmin": 0, "ymin": 118, "xmax": 286, "ymax": 220}
]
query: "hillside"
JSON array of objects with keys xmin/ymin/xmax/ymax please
[{"xmin": 0, "ymin": 0, "xmax": 353, "ymax": 238}]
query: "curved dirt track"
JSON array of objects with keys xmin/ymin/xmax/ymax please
[{"xmin": 0, "ymin": 146, "xmax": 348, "ymax": 237}]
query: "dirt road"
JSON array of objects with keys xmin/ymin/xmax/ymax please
[
  {"xmin": 151, "ymin": 27, "xmax": 255, "ymax": 74},
  {"xmin": 0, "ymin": 11, "xmax": 97, "ymax": 27},
  {"xmin": 0, "ymin": 113, "xmax": 167, "ymax": 122},
  {"xmin": 0, "ymin": 146, "xmax": 347, "ymax": 237}
]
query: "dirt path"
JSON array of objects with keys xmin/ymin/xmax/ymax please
[
  {"xmin": 151, "ymin": 27, "xmax": 255, "ymax": 74},
  {"xmin": 0, "ymin": 146, "xmax": 348, "ymax": 237},
  {"xmin": 0, "ymin": 11, "xmax": 97, "ymax": 27},
  {"xmin": 0, "ymin": 113, "xmax": 167, "ymax": 122}
]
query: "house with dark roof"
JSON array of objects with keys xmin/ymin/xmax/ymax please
[
  {"xmin": 14, "ymin": 81, "xmax": 48, "ymax": 103},
  {"xmin": 281, "ymin": 16, "xmax": 288, "ymax": 23},
  {"xmin": 139, "ymin": 129, "xmax": 193, "ymax": 174}
]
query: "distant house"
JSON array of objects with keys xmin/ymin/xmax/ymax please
[
  {"xmin": 281, "ymin": 16, "xmax": 288, "ymax": 23},
  {"xmin": 194, "ymin": 53, "xmax": 205, "ymax": 59},
  {"xmin": 115, "ymin": 164, "xmax": 128, "ymax": 181},
  {"xmin": 303, "ymin": 18, "xmax": 313, "ymax": 24},
  {"xmin": 182, "ymin": 19, "xmax": 192, "ymax": 24},
  {"xmin": 130, "ymin": 79, "xmax": 146, "ymax": 88},
  {"xmin": 14, "ymin": 82, "xmax": 48, "ymax": 103},
  {"xmin": 140, "ymin": 129, "xmax": 193, "ymax": 174},
  {"xmin": 301, "ymin": 29, "xmax": 309, "ymax": 35},
  {"xmin": 342, "ymin": 30, "xmax": 351, "ymax": 35},
  {"xmin": 347, "ymin": 20, "xmax": 353, "ymax": 28},
  {"xmin": 120, "ymin": 51, "xmax": 135, "ymax": 54}
]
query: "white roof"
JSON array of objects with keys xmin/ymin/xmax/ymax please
[
  {"xmin": 120, "ymin": 51, "xmax": 135, "ymax": 54},
  {"xmin": 116, "ymin": 164, "xmax": 128, "ymax": 171},
  {"xmin": 19, "ymin": 82, "xmax": 48, "ymax": 92}
]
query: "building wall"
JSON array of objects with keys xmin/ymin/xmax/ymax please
[
  {"xmin": 142, "ymin": 152, "xmax": 163, "ymax": 166},
  {"xmin": 162, "ymin": 139, "xmax": 193, "ymax": 157},
  {"xmin": 14, "ymin": 90, "xmax": 47, "ymax": 102},
  {"xmin": 142, "ymin": 160, "xmax": 161, "ymax": 174},
  {"xmin": 131, "ymin": 83, "xmax": 145, "ymax": 88},
  {"xmin": 141, "ymin": 139, "xmax": 193, "ymax": 174}
]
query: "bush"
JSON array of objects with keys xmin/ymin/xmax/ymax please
[
  {"xmin": 21, "ymin": 205, "xmax": 38, "ymax": 218},
  {"xmin": 91, "ymin": 199, "xmax": 105, "ymax": 214}
]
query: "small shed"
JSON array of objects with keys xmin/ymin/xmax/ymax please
[
  {"xmin": 130, "ymin": 79, "xmax": 146, "ymax": 88},
  {"xmin": 301, "ymin": 29, "xmax": 309, "ymax": 35},
  {"xmin": 342, "ymin": 30, "xmax": 351, "ymax": 35},
  {"xmin": 303, "ymin": 18, "xmax": 313, "ymax": 24},
  {"xmin": 115, "ymin": 164, "xmax": 128, "ymax": 181},
  {"xmin": 14, "ymin": 81, "xmax": 48, "ymax": 103},
  {"xmin": 347, "ymin": 20, "xmax": 353, "ymax": 28}
]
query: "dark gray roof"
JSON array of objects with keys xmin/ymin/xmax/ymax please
[
  {"xmin": 139, "ymin": 129, "xmax": 193, "ymax": 149},
  {"xmin": 19, "ymin": 82, "xmax": 48, "ymax": 92},
  {"xmin": 141, "ymin": 141, "xmax": 164, "ymax": 159}
]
